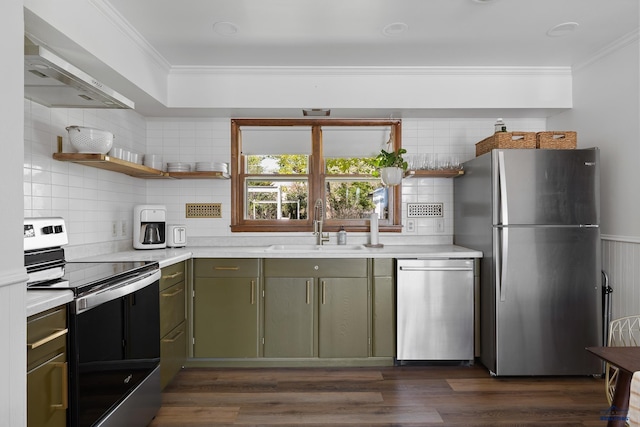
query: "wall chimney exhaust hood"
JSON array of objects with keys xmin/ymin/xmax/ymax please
[{"xmin": 24, "ymin": 39, "xmax": 134, "ymax": 109}]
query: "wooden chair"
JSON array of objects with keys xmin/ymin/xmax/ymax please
[{"xmin": 606, "ymin": 315, "xmax": 640, "ymax": 404}]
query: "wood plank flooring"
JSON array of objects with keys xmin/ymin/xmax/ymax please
[{"xmin": 149, "ymin": 365, "xmax": 611, "ymax": 426}]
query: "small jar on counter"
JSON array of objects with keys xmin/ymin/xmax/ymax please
[{"xmin": 337, "ymin": 226, "xmax": 347, "ymax": 245}]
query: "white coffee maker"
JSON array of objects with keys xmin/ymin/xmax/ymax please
[{"xmin": 133, "ymin": 205, "xmax": 167, "ymax": 249}]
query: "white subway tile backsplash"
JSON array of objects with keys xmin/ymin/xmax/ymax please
[{"xmin": 24, "ymin": 104, "xmax": 548, "ymax": 252}]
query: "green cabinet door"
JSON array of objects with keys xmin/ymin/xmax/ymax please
[
  {"xmin": 318, "ymin": 277, "xmax": 369, "ymax": 358},
  {"xmin": 194, "ymin": 277, "xmax": 259, "ymax": 358},
  {"xmin": 264, "ymin": 277, "xmax": 315, "ymax": 357},
  {"xmin": 372, "ymin": 276, "xmax": 395, "ymax": 357},
  {"xmin": 27, "ymin": 352, "xmax": 67, "ymax": 427}
]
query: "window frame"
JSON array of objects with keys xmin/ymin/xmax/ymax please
[{"xmin": 231, "ymin": 118, "xmax": 402, "ymax": 233}]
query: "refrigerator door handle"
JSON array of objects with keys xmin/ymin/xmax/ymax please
[
  {"xmin": 499, "ymin": 227, "xmax": 509, "ymax": 302},
  {"xmin": 497, "ymin": 151, "xmax": 509, "ymax": 225}
]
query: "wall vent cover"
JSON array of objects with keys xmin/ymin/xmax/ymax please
[
  {"xmin": 407, "ymin": 203, "xmax": 443, "ymax": 218},
  {"xmin": 186, "ymin": 203, "xmax": 222, "ymax": 218}
]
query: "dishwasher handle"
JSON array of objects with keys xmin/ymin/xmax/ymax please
[{"xmin": 399, "ymin": 266, "xmax": 473, "ymax": 272}]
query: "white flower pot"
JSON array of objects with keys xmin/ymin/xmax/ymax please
[{"xmin": 380, "ymin": 167, "xmax": 404, "ymax": 186}]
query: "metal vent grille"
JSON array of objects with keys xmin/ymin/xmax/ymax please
[
  {"xmin": 186, "ymin": 203, "xmax": 222, "ymax": 218},
  {"xmin": 407, "ymin": 203, "xmax": 443, "ymax": 218}
]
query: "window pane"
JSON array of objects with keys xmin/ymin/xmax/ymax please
[
  {"xmin": 246, "ymin": 154, "xmax": 309, "ymax": 174},
  {"xmin": 241, "ymin": 126, "xmax": 312, "ymax": 155},
  {"xmin": 324, "ymin": 179, "xmax": 388, "ymax": 220},
  {"xmin": 325, "ymin": 157, "xmax": 376, "ymax": 175},
  {"xmin": 322, "ymin": 127, "xmax": 390, "ymax": 157},
  {"xmin": 246, "ymin": 179, "xmax": 308, "ymax": 220}
]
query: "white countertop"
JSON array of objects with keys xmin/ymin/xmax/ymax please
[
  {"xmin": 26, "ymin": 290, "xmax": 74, "ymax": 318},
  {"xmin": 77, "ymin": 244, "xmax": 482, "ymax": 264}
]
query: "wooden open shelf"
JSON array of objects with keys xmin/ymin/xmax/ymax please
[
  {"xmin": 404, "ymin": 169, "xmax": 464, "ymax": 178},
  {"xmin": 52, "ymin": 153, "xmax": 230, "ymax": 180}
]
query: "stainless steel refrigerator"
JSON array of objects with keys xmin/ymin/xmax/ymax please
[{"xmin": 454, "ymin": 148, "xmax": 602, "ymax": 376}]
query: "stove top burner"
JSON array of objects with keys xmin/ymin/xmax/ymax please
[{"xmin": 28, "ymin": 261, "xmax": 159, "ymax": 296}]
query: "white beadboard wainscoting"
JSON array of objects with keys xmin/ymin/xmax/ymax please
[{"xmin": 602, "ymin": 236, "xmax": 640, "ymax": 320}]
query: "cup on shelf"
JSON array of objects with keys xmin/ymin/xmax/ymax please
[
  {"xmin": 108, "ymin": 147, "xmax": 124, "ymax": 160},
  {"xmin": 129, "ymin": 151, "xmax": 142, "ymax": 165},
  {"xmin": 143, "ymin": 154, "xmax": 164, "ymax": 170}
]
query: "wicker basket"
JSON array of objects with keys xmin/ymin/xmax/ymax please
[
  {"xmin": 536, "ymin": 131, "xmax": 577, "ymax": 149},
  {"xmin": 475, "ymin": 132, "xmax": 536, "ymax": 156}
]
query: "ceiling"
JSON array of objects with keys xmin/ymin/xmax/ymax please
[{"xmin": 106, "ymin": 0, "xmax": 638, "ymax": 68}]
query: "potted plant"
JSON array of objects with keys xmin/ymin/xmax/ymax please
[{"xmin": 374, "ymin": 148, "xmax": 408, "ymax": 186}]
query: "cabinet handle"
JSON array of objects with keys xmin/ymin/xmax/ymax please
[
  {"xmin": 161, "ymin": 287, "xmax": 184, "ymax": 297},
  {"xmin": 321, "ymin": 281, "xmax": 326, "ymax": 304},
  {"xmin": 27, "ymin": 328, "xmax": 68, "ymax": 350},
  {"xmin": 251, "ymin": 280, "xmax": 255, "ymax": 304},
  {"xmin": 162, "ymin": 271, "xmax": 183, "ymax": 280},
  {"xmin": 214, "ymin": 266, "xmax": 239, "ymax": 271},
  {"xmin": 50, "ymin": 362, "xmax": 68, "ymax": 410},
  {"xmin": 306, "ymin": 280, "xmax": 311, "ymax": 305},
  {"xmin": 162, "ymin": 329, "xmax": 185, "ymax": 343}
]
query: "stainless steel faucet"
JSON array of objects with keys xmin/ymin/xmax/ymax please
[{"xmin": 313, "ymin": 199, "xmax": 330, "ymax": 245}]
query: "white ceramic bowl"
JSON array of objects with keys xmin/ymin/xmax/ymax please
[{"xmin": 66, "ymin": 126, "xmax": 114, "ymax": 154}]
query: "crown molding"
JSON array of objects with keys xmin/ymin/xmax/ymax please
[
  {"xmin": 169, "ymin": 65, "xmax": 572, "ymax": 77},
  {"xmin": 573, "ymin": 28, "xmax": 640, "ymax": 72},
  {"xmin": 90, "ymin": 0, "xmax": 171, "ymax": 72}
]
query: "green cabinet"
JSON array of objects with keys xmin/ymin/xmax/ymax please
[
  {"xmin": 263, "ymin": 259, "xmax": 369, "ymax": 358},
  {"xmin": 372, "ymin": 259, "xmax": 395, "ymax": 357},
  {"xmin": 27, "ymin": 306, "xmax": 68, "ymax": 427},
  {"xmin": 193, "ymin": 259, "xmax": 260, "ymax": 358},
  {"xmin": 191, "ymin": 257, "xmax": 395, "ymax": 364},
  {"xmin": 159, "ymin": 261, "xmax": 187, "ymax": 389},
  {"xmin": 318, "ymin": 277, "xmax": 369, "ymax": 358},
  {"xmin": 263, "ymin": 277, "xmax": 315, "ymax": 357}
]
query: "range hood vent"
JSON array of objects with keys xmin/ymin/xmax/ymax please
[{"xmin": 24, "ymin": 39, "xmax": 134, "ymax": 109}]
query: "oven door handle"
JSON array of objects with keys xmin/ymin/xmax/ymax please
[{"xmin": 75, "ymin": 270, "xmax": 161, "ymax": 314}]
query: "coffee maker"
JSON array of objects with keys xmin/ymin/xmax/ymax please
[{"xmin": 133, "ymin": 205, "xmax": 167, "ymax": 249}]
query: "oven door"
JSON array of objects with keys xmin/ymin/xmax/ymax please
[{"xmin": 69, "ymin": 271, "xmax": 160, "ymax": 427}]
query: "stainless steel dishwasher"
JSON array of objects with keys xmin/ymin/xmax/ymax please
[{"xmin": 396, "ymin": 259, "xmax": 474, "ymax": 363}]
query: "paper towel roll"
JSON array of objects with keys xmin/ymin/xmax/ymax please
[{"xmin": 370, "ymin": 213, "xmax": 379, "ymax": 245}]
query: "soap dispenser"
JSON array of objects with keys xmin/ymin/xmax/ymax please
[{"xmin": 337, "ymin": 226, "xmax": 347, "ymax": 245}]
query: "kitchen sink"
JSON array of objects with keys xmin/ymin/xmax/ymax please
[{"xmin": 265, "ymin": 244, "xmax": 367, "ymax": 252}]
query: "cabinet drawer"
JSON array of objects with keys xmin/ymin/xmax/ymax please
[
  {"xmin": 160, "ymin": 281, "xmax": 186, "ymax": 337},
  {"xmin": 373, "ymin": 258, "xmax": 394, "ymax": 277},
  {"xmin": 160, "ymin": 321, "xmax": 186, "ymax": 390},
  {"xmin": 195, "ymin": 258, "xmax": 259, "ymax": 277},
  {"xmin": 160, "ymin": 261, "xmax": 185, "ymax": 291},
  {"xmin": 264, "ymin": 258, "xmax": 367, "ymax": 278},
  {"xmin": 27, "ymin": 307, "xmax": 67, "ymax": 370}
]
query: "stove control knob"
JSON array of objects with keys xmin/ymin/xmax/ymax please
[{"xmin": 42, "ymin": 226, "xmax": 54, "ymax": 235}]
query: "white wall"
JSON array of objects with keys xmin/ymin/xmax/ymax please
[
  {"xmin": 549, "ymin": 34, "xmax": 640, "ymax": 320},
  {"xmin": 1, "ymin": 1, "xmax": 27, "ymax": 426}
]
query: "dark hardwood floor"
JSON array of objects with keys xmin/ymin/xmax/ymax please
[{"xmin": 150, "ymin": 365, "xmax": 610, "ymax": 426}]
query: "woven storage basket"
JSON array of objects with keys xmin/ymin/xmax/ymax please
[
  {"xmin": 536, "ymin": 131, "xmax": 577, "ymax": 149},
  {"xmin": 475, "ymin": 132, "xmax": 536, "ymax": 156}
]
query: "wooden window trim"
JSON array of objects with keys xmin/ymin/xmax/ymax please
[{"xmin": 230, "ymin": 118, "xmax": 402, "ymax": 233}]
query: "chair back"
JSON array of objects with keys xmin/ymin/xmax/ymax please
[{"xmin": 606, "ymin": 315, "xmax": 640, "ymax": 405}]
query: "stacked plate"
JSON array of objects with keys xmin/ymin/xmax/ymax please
[
  {"xmin": 196, "ymin": 161, "xmax": 228, "ymax": 173},
  {"xmin": 167, "ymin": 162, "xmax": 192, "ymax": 172}
]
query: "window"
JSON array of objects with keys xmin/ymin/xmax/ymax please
[{"xmin": 231, "ymin": 119, "xmax": 402, "ymax": 233}]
